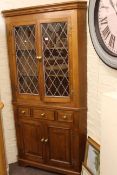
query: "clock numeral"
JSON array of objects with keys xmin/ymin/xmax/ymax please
[
  {"xmin": 109, "ymin": 34, "xmax": 115, "ymax": 48},
  {"xmin": 100, "ymin": 17, "xmax": 108, "ymax": 25},
  {"xmin": 102, "ymin": 25, "xmax": 111, "ymax": 39}
]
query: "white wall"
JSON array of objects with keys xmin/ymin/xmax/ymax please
[
  {"xmin": 87, "ymin": 17, "xmax": 117, "ymax": 144},
  {"xmin": 101, "ymin": 92, "xmax": 117, "ymax": 175},
  {"xmin": 0, "ymin": 0, "xmax": 117, "ymax": 164}
]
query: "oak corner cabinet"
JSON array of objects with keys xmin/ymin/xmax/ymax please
[{"xmin": 2, "ymin": 1, "xmax": 87, "ymax": 175}]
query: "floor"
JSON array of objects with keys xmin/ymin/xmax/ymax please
[{"xmin": 9, "ymin": 163, "xmax": 61, "ymax": 175}]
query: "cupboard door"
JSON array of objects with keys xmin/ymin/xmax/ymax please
[
  {"xmin": 11, "ymin": 22, "xmax": 40, "ymax": 101},
  {"xmin": 38, "ymin": 11, "xmax": 77, "ymax": 103},
  {"xmin": 41, "ymin": 21, "xmax": 70, "ymax": 98},
  {"xmin": 19, "ymin": 120, "xmax": 44, "ymax": 163},
  {"xmin": 45, "ymin": 123, "xmax": 73, "ymax": 168}
]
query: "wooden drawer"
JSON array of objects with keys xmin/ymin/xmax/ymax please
[
  {"xmin": 33, "ymin": 109, "xmax": 54, "ymax": 120},
  {"xmin": 57, "ymin": 111, "xmax": 73, "ymax": 122},
  {"xmin": 18, "ymin": 107, "xmax": 30, "ymax": 116}
]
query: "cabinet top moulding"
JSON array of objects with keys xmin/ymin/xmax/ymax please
[{"xmin": 2, "ymin": 1, "xmax": 87, "ymax": 17}]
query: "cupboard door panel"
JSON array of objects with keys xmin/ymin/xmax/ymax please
[
  {"xmin": 38, "ymin": 12, "xmax": 76, "ymax": 103},
  {"xmin": 11, "ymin": 21, "xmax": 41, "ymax": 102},
  {"xmin": 19, "ymin": 121, "xmax": 44, "ymax": 163},
  {"xmin": 45, "ymin": 124, "xmax": 73, "ymax": 168},
  {"xmin": 41, "ymin": 22, "xmax": 70, "ymax": 97},
  {"xmin": 14, "ymin": 24, "xmax": 39, "ymax": 95}
]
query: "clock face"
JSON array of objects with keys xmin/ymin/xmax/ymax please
[{"xmin": 95, "ymin": 0, "xmax": 117, "ymax": 56}]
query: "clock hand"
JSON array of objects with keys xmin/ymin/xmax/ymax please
[{"xmin": 109, "ymin": 0, "xmax": 117, "ymax": 14}]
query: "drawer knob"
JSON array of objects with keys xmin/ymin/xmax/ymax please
[
  {"xmin": 41, "ymin": 113, "xmax": 45, "ymax": 117},
  {"xmin": 21, "ymin": 110, "xmax": 25, "ymax": 114},
  {"xmin": 41, "ymin": 138, "xmax": 44, "ymax": 142},
  {"xmin": 45, "ymin": 139, "xmax": 48, "ymax": 143},
  {"xmin": 63, "ymin": 115, "xmax": 67, "ymax": 119}
]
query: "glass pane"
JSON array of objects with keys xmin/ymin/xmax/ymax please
[
  {"xmin": 14, "ymin": 25, "xmax": 39, "ymax": 95},
  {"xmin": 41, "ymin": 22, "xmax": 70, "ymax": 97}
]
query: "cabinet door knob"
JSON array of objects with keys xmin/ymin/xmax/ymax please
[
  {"xmin": 36, "ymin": 56, "xmax": 42, "ymax": 61},
  {"xmin": 21, "ymin": 110, "xmax": 25, "ymax": 114},
  {"xmin": 41, "ymin": 138, "xmax": 44, "ymax": 142},
  {"xmin": 63, "ymin": 115, "xmax": 67, "ymax": 119},
  {"xmin": 41, "ymin": 113, "xmax": 45, "ymax": 117},
  {"xmin": 45, "ymin": 139, "xmax": 48, "ymax": 143}
]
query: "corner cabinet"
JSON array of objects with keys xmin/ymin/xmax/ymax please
[{"xmin": 2, "ymin": 1, "xmax": 87, "ymax": 175}]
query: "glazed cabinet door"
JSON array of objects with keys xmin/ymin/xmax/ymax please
[
  {"xmin": 18, "ymin": 120, "xmax": 44, "ymax": 163},
  {"xmin": 45, "ymin": 123, "xmax": 74, "ymax": 169},
  {"xmin": 10, "ymin": 21, "xmax": 40, "ymax": 102},
  {"xmin": 38, "ymin": 10, "xmax": 78, "ymax": 104}
]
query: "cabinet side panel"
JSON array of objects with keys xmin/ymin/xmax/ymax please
[{"xmin": 77, "ymin": 8, "xmax": 87, "ymax": 107}]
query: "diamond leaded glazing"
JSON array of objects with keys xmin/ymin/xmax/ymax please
[
  {"xmin": 14, "ymin": 25, "xmax": 39, "ymax": 94},
  {"xmin": 41, "ymin": 22, "xmax": 69, "ymax": 96}
]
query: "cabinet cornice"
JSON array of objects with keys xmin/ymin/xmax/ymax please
[{"xmin": 2, "ymin": 1, "xmax": 87, "ymax": 17}]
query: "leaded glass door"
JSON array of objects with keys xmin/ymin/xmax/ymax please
[
  {"xmin": 39, "ymin": 18, "xmax": 73, "ymax": 103},
  {"xmin": 12, "ymin": 23, "xmax": 40, "ymax": 101}
]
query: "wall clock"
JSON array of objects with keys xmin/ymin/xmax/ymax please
[{"xmin": 89, "ymin": 0, "xmax": 117, "ymax": 69}]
